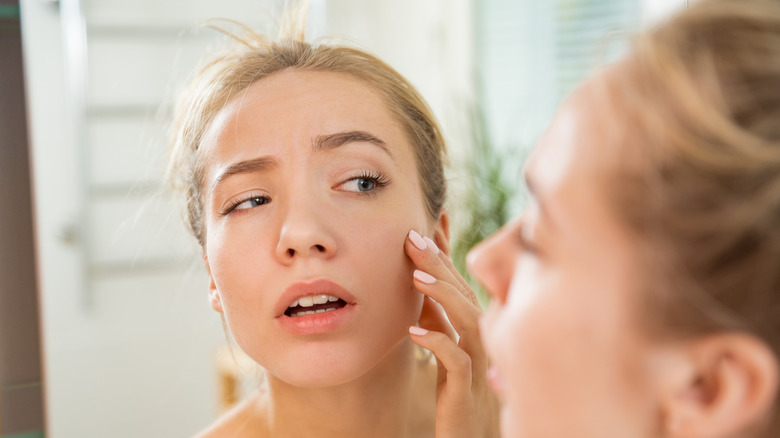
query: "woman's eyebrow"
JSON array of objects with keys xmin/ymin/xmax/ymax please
[
  {"xmin": 211, "ymin": 156, "xmax": 278, "ymax": 191},
  {"xmin": 313, "ymin": 130, "xmax": 394, "ymax": 161}
]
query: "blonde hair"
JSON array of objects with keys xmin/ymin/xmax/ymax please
[
  {"xmin": 602, "ymin": 0, "xmax": 780, "ymax": 434},
  {"xmin": 168, "ymin": 12, "xmax": 446, "ymax": 247}
]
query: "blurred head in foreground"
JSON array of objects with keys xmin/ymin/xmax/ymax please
[{"xmin": 470, "ymin": 0, "xmax": 780, "ymax": 437}]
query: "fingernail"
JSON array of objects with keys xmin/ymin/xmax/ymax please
[
  {"xmin": 423, "ymin": 236, "xmax": 439, "ymax": 254},
  {"xmin": 414, "ymin": 269, "xmax": 436, "ymax": 284},
  {"xmin": 408, "ymin": 230, "xmax": 427, "ymax": 251},
  {"xmin": 409, "ymin": 326, "xmax": 429, "ymax": 336}
]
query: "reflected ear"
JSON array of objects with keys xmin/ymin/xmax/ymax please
[
  {"xmin": 432, "ymin": 209, "xmax": 451, "ymax": 256},
  {"xmin": 203, "ymin": 255, "xmax": 223, "ymax": 314},
  {"xmin": 659, "ymin": 334, "xmax": 778, "ymax": 438}
]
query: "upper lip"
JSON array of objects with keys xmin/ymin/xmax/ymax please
[{"xmin": 274, "ymin": 279, "xmax": 357, "ymax": 317}]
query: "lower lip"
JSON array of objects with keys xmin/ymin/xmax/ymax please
[{"xmin": 276, "ymin": 304, "xmax": 357, "ymax": 335}]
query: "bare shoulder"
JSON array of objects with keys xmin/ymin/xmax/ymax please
[{"xmin": 193, "ymin": 392, "xmax": 268, "ymax": 438}]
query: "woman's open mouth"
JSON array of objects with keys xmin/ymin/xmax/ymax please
[
  {"xmin": 275, "ymin": 279, "xmax": 357, "ymax": 335},
  {"xmin": 284, "ymin": 294, "xmax": 348, "ymax": 317}
]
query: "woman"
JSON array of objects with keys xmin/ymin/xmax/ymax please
[
  {"xmin": 167, "ymin": 9, "xmax": 498, "ymax": 438},
  {"xmin": 469, "ymin": 0, "xmax": 780, "ymax": 437}
]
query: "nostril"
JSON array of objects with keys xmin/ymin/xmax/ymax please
[
  {"xmin": 287, "ymin": 248, "xmax": 295, "ymax": 257},
  {"xmin": 314, "ymin": 244, "xmax": 325, "ymax": 252}
]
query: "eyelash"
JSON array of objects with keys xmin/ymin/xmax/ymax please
[
  {"xmin": 219, "ymin": 171, "xmax": 390, "ymax": 216},
  {"xmin": 342, "ymin": 170, "xmax": 391, "ymax": 195},
  {"xmin": 221, "ymin": 194, "xmax": 270, "ymax": 216}
]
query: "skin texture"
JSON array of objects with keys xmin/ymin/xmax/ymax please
[{"xmin": 195, "ymin": 69, "xmax": 498, "ymax": 437}]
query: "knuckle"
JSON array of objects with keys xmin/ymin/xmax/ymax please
[{"xmin": 453, "ymin": 351, "xmax": 472, "ymax": 372}]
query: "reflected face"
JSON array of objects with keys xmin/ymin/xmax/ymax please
[
  {"xmin": 200, "ymin": 70, "xmax": 436, "ymax": 387},
  {"xmin": 470, "ymin": 85, "xmax": 660, "ymax": 437}
]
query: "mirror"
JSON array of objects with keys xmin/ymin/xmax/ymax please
[
  {"xmin": 19, "ymin": 0, "xmax": 674, "ymax": 436},
  {"xmin": 22, "ymin": 0, "xmax": 472, "ymax": 436}
]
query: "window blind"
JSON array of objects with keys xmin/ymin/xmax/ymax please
[{"xmin": 476, "ymin": 0, "xmax": 642, "ymax": 154}]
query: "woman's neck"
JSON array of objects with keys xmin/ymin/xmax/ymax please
[{"xmin": 258, "ymin": 339, "xmax": 435, "ymax": 438}]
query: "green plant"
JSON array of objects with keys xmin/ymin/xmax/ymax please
[{"xmin": 450, "ymin": 108, "xmax": 522, "ymax": 307}]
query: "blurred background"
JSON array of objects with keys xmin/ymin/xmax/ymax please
[{"xmin": 1, "ymin": 0, "xmax": 686, "ymax": 437}]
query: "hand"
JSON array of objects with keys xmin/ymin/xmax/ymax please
[{"xmin": 405, "ymin": 229, "xmax": 500, "ymax": 438}]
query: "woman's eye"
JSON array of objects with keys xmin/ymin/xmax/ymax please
[
  {"xmin": 235, "ymin": 196, "xmax": 270, "ymax": 210},
  {"xmin": 513, "ymin": 224, "xmax": 539, "ymax": 257},
  {"xmin": 343, "ymin": 178, "xmax": 376, "ymax": 192},
  {"xmin": 224, "ymin": 195, "xmax": 271, "ymax": 215},
  {"xmin": 337, "ymin": 173, "xmax": 389, "ymax": 194}
]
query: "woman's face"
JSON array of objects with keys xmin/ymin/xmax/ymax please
[
  {"xmin": 471, "ymin": 85, "xmax": 665, "ymax": 437},
  {"xmin": 200, "ymin": 70, "xmax": 442, "ymax": 387}
]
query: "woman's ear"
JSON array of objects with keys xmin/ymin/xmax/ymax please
[
  {"xmin": 660, "ymin": 334, "xmax": 778, "ymax": 438},
  {"xmin": 203, "ymin": 255, "xmax": 224, "ymax": 313},
  {"xmin": 432, "ymin": 209, "xmax": 451, "ymax": 256}
]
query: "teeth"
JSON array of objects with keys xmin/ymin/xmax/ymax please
[
  {"xmin": 289, "ymin": 294, "xmax": 340, "ymax": 309},
  {"xmin": 291, "ymin": 307, "xmax": 338, "ymax": 317}
]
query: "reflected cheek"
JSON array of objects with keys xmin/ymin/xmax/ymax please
[
  {"xmin": 481, "ymin": 302, "xmax": 514, "ymax": 370},
  {"xmin": 482, "ymin": 272, "xmax": 543, "ymax": 391}
]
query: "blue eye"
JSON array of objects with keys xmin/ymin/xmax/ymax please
[
  {"xmin": 339, "ymin": 173, "xmax": 389, "ymax": 194},
  {"xmin": 236, "ymin": 196, "xmax": 270, "ymax": 210},
  {"xmin": 355, "ymin": 178, "xmax": 375, "ymax": 192},
  {"xmin": 223, "ymin": 195, "xmax": 271, "ymax": 215}
]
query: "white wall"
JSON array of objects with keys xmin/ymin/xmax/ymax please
[
  {"xmin": 324, "ymin": 0, "xmax": 475, "ymax": 160},
  {"xmin": 642, "ymin": 0, "xmax": 687, "ymax": 26}
]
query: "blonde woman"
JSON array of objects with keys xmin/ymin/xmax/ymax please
[
  {"xmin": 168, "ymin": 8, "xmax": 498, "ymax": 438},
  {"xmin": 468, "ymin": 0, "xmax": 780, "ymax": 437}
]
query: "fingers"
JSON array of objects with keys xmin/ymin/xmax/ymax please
[
  {"xmin": 409, "ymin": 326, "xmax": 472, "ymax": 395},
  {"xmin": 418, "ymin": 296, "xmax": 458, "ymax": 341},
  {"xmin": 413, "ymin": 270, "xmax": 481, "ymax": 342},
  {"xmin": 406, "ymin": 230, "xmax": 480, "ymax": 308},
  {"xmin": 406, "ymin": 229, "xmax": 488, "ymax": 375},
  {"xmin": 407, "ymin": 230, "xmax": 500, "ymax": 438}
]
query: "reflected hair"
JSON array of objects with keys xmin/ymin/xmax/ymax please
[{"xmin": 599, "ymin": 0, "xmax": 780, "ymax": 434}]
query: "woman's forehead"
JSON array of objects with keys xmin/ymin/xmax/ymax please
[
  {"xmin": 201, "ymin": 70, "xmax": 411, "ymax": 160},
  {"xmin": 524, "ymin": 77, "xmax": 626, "ymax": 237}
]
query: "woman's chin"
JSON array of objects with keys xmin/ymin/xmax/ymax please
[
  {"xmin": 266, "ymin": 358, "xmax": 374, "ymax": 388},
  {"xmin": 261, "ymin": 335, "xmax": 415, "ymax": 389}
]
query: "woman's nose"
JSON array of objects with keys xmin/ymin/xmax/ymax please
[
  {"xmin": 466, "ymin": 221, "xmax": 519, "ymax": 304},
  {"xmin": 275, "ymin": 201, "xmax": 338, "ymax": 263}
]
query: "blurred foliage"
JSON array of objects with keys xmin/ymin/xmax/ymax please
[{"xmin": 450, "ymin": 108, "xmax": 522, "ymax": 308}]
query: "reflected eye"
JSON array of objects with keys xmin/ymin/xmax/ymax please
[
  {"xmin": 222, "ymin": 195, "xmax": 271, "ymax": 215},
  {"xmin": 337, "ymin": 171, "xmax": 390, "ymax": 195},
  {"xmin": 515, "ymin": 226, "xmax": 539, "ymax": 256}
]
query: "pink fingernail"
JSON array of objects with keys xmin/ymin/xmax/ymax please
[
  {"xmin": 408, "ymin": 230, "xmax": 427, "ymax": 250},
  {"xmin": 423, "ymin": 236, "xmax": 440, "ymax": 254},
  {"xmin": 409, "ymin": 326, "xmax": 429, "ymax": 336},
  {"xmin": 414, "ymin": 269, "xmax": 436, "ymax": 284}
]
